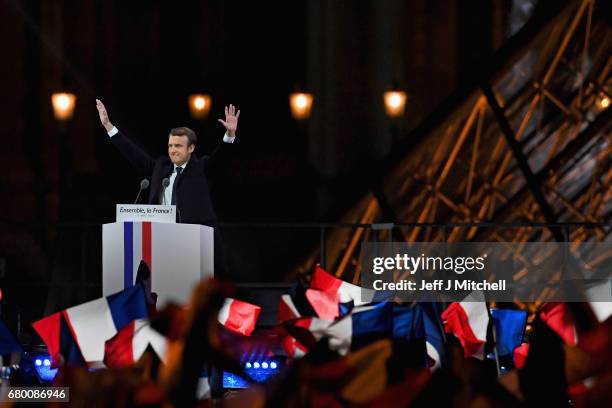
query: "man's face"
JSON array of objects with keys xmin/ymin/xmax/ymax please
[{"xmin": 168, "ymin": 135, "xmax": 194, "ymax": 166}]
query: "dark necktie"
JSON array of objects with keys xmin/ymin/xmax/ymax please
[{"xmin": 171, "ymin": 167, "xmax": 183, "ymax": 205}]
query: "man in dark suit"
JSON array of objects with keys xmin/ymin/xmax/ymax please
[{"xmin": 95, "ymin": 99, "xmax": 240, "ymax": 275}]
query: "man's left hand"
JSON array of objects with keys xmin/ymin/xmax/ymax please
[{"xmin": 218, "ymin": 104, "xmax": 240, "ymax": 137}]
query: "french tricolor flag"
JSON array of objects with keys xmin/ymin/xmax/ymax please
[
  {"xmin": 281, "ymin": 317, "xmax": 333, "ymax": 358},
  {"xmin": 217, "ymin": 298, "xmax": 261, "ymax": 336},
  {"xmin": 305, "ymin": 289, "xmax": 342, "ymax": 320},
  {"xmin": 309, "ymin": 265, "xmax": 375, "ymax": 308},
  {"xmin": 539, "ymin": 302, "xmax": 577, "ymax": 345},
  {"xmin": 538, "ymin": 281, "xmax": 612, "ymax": 346},
  {"xmin": 277, "ymin": 293, "xmax": 317, "ymax": 358},
  {"xmin": 283, "ymin": 303, "xmax": 394, "ymax": 357},
  {"xmin": 104, "ymin": 319, "xmax": 167, "ymax": 368},
  {"xmin": 278, "ymin": 294, "xmax": 302, "ymax": 321},
  {"xmin": 441, "ymin": 291, "xmax": 489, "ymax": 359},
  {"xmin": 278, "ymin": 282, "xmax": 317, "ymax": 320},
  {"xmin": 321, "ymin": 302, "xmax": 394, "ymax": 355},
  {"xmin": 33, "ymin": 284, "xmax": 148, "ymax": 366}
]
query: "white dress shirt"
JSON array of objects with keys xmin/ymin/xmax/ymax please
[{"xmin": 162, "ymin": 163, "xmax": 186, "ymax": 205}]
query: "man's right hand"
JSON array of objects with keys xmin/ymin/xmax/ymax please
[{"xmin": 96, "ymin": 99, "xmax": 114, "ymax": 132}]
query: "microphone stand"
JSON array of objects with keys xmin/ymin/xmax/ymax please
[{"xmin": 134, "ymin": 179, "xmax": 149, "ymax": 204}]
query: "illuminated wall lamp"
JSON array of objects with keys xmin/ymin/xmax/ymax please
[
  {"xmin": 188, "ymin": 94, "xmax": 212, "ymax": 119},
  {"xmin": 596, "ymin": 93, "xmax": 610, "ymax": 111},
  {"xmin": 51, "ymin": 92, "xmax": 77, "ymax": 121},
  {"xmin": 289, "ymin": 92, "xmax": 313, "ymax": 120},
  {"xmin": 383, "ymin": 90, "xmax": 407, "ymax": 118}
]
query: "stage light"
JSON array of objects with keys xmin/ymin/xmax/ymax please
[
  {"xmin": 51, "ymin": 92, "xmax": 76, "ymax": 121},
  {"xmin": 223, "ymin": 372, "xmax": 249, "ymax": 389},
  {"xmin": 188, "ymin": 94, "xmax": 212, "ymax": 119},
  {"xmin": 289, "ymin": 92, "xmax": 313, "ymax": 120},
  {"xmin": 383, "ymin": 90, "xmax": 407, "ymax": 118},
  {"xmin": 33, "ymin": 354, "xmax": 58, "ymax": 382},
  {"xmin": 224, "ymin": 358, "xmax": 284, "ymax": 388}
]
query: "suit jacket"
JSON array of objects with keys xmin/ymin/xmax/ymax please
[{"xmin": 111, "ymin": 131, "xmax": 230, "ymax": 226}]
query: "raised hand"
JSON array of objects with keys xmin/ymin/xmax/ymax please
[
  {"xmin": 95, "ymin": 99, "xmax": 114, "ymax": 132},
  {"xmin": 217, "ymin": 104, "xmax": 240, "ymax": 137}
]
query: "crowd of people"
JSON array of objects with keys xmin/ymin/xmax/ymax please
[{"xmin": 11, "ymin": 264, "xmax": 608, "ymax": 407}]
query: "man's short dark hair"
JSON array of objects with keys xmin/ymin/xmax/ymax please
[{"xmin": 169, "ymin": 127, "xmax": 197, "ymax": 146}]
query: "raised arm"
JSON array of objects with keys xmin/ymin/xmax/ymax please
[
  {"xmin": 203, "ymin": 104, "xmax": 240, "ymax": 173},
  {"xmin": 96, "ymin": 98, "xmax": 115, "ymax": 133},
  {"xmin": 96, "ymin": 99, "xmax": 155, "ymax": 176},
  {"xmin": 217, "ymin": 104, "xmax": 240, "ymax": 138}
]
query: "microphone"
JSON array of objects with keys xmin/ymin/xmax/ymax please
[
  {"xmin": 161, "ymin": 177, "xmax": 180, "ymax": 222},
  {"xmin": 134, "ymin": 179, "xmax": 149, "ymax": 204},
  {"xmin": 161, "ymin": 178, "xmax": 170, "ymax": 205}
]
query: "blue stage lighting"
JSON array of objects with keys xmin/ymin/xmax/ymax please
[
  {"xmin": 223, "ymin": 358, "xmax": 285, "ymax": 388},
  {"xmin": 223, "ymin": 372, "xmax": 250, "ymax": 389},
  {"xmin": 33, "ymin": 354, "xmax": 58, "ymax": 382}
]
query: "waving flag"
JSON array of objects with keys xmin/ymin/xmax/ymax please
[
  {"xmin": 217, "ymin": 298, "xmax": 261, "ymax": 336},
  {"xmin": 513, "ymin": 342, "xmax": 530, "ymax": 369},
  {"xmin": 586, "ymin": 280, "xmax": 612, "ymax": 323},
  {"xmin": 538, "ymin": 282, "xmax": 611, "ymax": 349},
  {"xmin": 420, "ymin": 303, "xmax": 447, "ymax": 369},
  {"xmin": 278, "ymin": 282, "xmax": 324, "ymax": 358},
  {"xmin": 392, "ymin": 304, "xmax": 425, "ymax": 340},
  {"xmin": 279, "ymin": 282, "xmax": 317, "ymax": 321},
  {"xmin": 282, "ymin": 300, "xmax": 446, "ymax": 367},
  {"xmin": 280, "ymin": 267, "xmax": 387, "ymax": 322},
  {"xmin": 441, "ymin": 291, "xmax": 489, "ymax": 359},
  {"xmin": 326, "ymin": 302, "xmax": 394, "ymax": 355},
  {"xmin": 278, "ymin": 294, "xmax": 302, "ymax": 321},
  {"xmin": 393, "ymin": 303, "xmax": 447, "ymax": 369},
  {"xmin": 33, "ymin": 284, "xmax": 148, "ymax": 366},
  {"xmin": 539, "ymin": 302, "xmax": 577, "ymax": 345},
  {"xmin": 310, "ymin": 265, "xmax": 375, "ymax": 307},
  {"xmin": 281, "ymin": 316, "xmax": 334, "ymax": 358},
  {"xmin": 104, "ymin": 319, "xmax": 167, "ymax": 368},
  {"xmin": 283, "ymin": 302, "xmax": 394, "ymax": 357},
  {"xmin": 305, "ymin": 289, "xmax": 341, "ymax": 320},
  {"xmin": 490, "ymin": 309, "xmax": 527, "ymax": 356}
]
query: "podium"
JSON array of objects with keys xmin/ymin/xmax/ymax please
[{"xmin": 102, "ymin": 205, "xmax": 214, "ymax": 306}]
